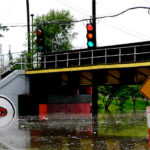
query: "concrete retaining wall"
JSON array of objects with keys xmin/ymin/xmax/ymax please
[{"xmin": 0, "ymin": 70, "xmax": 29, "ymax": 115}]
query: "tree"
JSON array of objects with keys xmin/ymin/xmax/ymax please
[
  {"xmin": 33, "ymin": 10, "xmax": 77, "ymax": 53},
  {"xmin": 98, "ymin": 86, "xmax": 119, "ymax": 112},
  {"xmin": 8, "ymin": 48, "xmax": 13, "ymax": 66},
  {"xmin": 98, "ymin": 85, "xmax": 145, "ymax": 112},
  {"xmin": 0, "ymin": 24, "xmax": 9, "ymax": 37},
  {"xmin": 115, "ymin": 85, "xmax": 130, "ymax": 111},
  {"xmin": 128, "ymin": 85, "xmax": 144, "ymax": 109},
  {"xmin": 10, "ymin": 51, "xmax": 27, "ymax": 71}
]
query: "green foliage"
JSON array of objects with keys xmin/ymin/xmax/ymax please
[
  {"xmin": 8, "ymin": 49, "xmax": 13, "ymax": 66},
  {"xmin": 115, "ymin": 85, "xmax": 130, "ymax": 107},
  {"xmin": 0, "ymin": 24, "xmax": 9, "ymax": 37},
  {"xmin": 98, "ymin": 85, "xmax": 147, "ymax": 112},
  {"xmin": 10, "ymin": 51, "xmax": 27, "ymax": 70},
  {"xmin": 33, "ymin": 10, "xmax": 77, "ymax": 53},
  {"xmin": 98, "ymin": 86, "xmax": 119, "ymax": 111}
]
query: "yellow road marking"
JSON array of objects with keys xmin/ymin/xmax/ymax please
[{"xmin": 26, "ymin": 62, "xmax": 150, "ymax": 74}]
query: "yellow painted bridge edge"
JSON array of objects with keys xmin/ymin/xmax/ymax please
[{"xmin": 26, "ymin": 62, "xmax": 150, "ymax": 74}]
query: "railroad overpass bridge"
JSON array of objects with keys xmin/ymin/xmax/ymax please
[
  {"xmin": 20, "ymin": 41, "xmax": 150, "ymax": 115},
  {"xmin": 26, "ymin": 41, "xmax": 150, "ymax": 85},
  {"xmin": 1, "ymin": 41, "xmax": 150, "ymax": 117}
]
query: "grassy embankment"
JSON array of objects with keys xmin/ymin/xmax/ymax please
[{"xmin": 98, "ymin": 97, "xmax": 149, "ymax": 112}]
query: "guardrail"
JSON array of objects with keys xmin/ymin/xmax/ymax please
[
  {"xmin": 40, "ymin": 43, "xmax": 150, "ymax": 69},
  {"xmin": 0, "ymin": 51, "xmax": 27, "ymax": 77},
  {"xmin": 0, "ymin": 42, "xmax": 150, "ymax": 75}
]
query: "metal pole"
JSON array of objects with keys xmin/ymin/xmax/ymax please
[
  {"xmin": 26, "ymin": 0, "xmax": 31, "ymax": 62},
  {"xmin": 31, "ymin": 14, "xmax": 34, "ymax": 51},
  {"xmin": 24, "ymin": 51, "xmax": 27, "ymax": 70},
  {"xmin": 92, "ymin": 85, "xmax": 98, "ymax": 114},
  {"xmin": 31, "ymin": 14, "xmax": 34, "ymax": 66},
  {"xmin": 92, "ymin": 0, "xmax": 96, "ymax": 48}
]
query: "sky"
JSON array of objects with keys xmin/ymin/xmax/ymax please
[{"xmin": 0, "ymin": 0, "xmax": 150, "ymax": 54}]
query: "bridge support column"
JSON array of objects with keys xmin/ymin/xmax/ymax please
[{"xmin": 92, "ymin": 86, "xmax": 98, "ymax": 114}]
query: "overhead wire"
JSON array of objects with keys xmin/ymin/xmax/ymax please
[
  {"xmin": 97, "ymin": 6, "xmax": 150, "ymax": 19},
  {"xmin": 1, "ymin": 6, "xmax": 150, "ymax": 27}
]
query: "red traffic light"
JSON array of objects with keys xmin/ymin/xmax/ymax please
[
  {"xmin": 86, "ymin": 24, "xmax": 93, "ymax": 31},
  {"xmin": 36, "ymin": 29, "xmax": 42, "ymax": 36}
]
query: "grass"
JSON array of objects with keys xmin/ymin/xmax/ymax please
[{"xmin": 98, "ymin": 97, "xmax": 149, "ymax": 112}]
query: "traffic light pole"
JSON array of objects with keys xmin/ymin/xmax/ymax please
[
  {"xmin": 92, "ymin": 0, "xmax": 96, "ymax": 48},
  {"xmin": 92, "ymin": 0, "xmax": 98, "ymax": 117}
]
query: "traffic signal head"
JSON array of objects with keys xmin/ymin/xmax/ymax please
[
  {"xmin": 35, "ymin": 29, "xmax": 44, "ymax": 51},
  {"xmin": 86, "ymin": 24, "xmax": 95, "ymax": 49}
]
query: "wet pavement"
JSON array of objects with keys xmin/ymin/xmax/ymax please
[{"xmin": 0, "ymin": 111, "xmax": 149, "ymax": 150}]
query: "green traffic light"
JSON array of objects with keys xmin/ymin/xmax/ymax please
[
  {"xmin": 88, "ymin": 41, "xmax": 94, "ymax": 47},
  {"xmin": 38, "ymin": 46, "xmax": 43, "ymax": 51},
  {"xmin": 36, "ymin": 46, "xmax": 43, "ymax": 51}
]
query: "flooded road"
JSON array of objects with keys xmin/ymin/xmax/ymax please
[{"xmin": 0, "ymin": 111, "xmax": 149, "ymax": 150}]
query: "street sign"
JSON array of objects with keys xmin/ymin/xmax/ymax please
[
  {"xmin": 140, "ymin": 77, "xmax": 150, "ymax": 100},
  {"xmin": 0, "ymin": 106, "xmax": 7, "ymax": 118}
]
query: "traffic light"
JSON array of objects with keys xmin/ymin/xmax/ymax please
[
  {"xmin": 86, "ymin": 23, "xmax": 95, "ymax": 49},
  {"xmin": 35, "ymin": 28, "xmax": 44, "ymax": 51}
]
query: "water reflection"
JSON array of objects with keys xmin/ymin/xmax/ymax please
[{"xmin": 0, "ymin": 111, "xmax": 149, "ymax": 150}]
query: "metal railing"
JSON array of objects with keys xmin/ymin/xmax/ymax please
[
  {"xmin": 0, "ymin": 42, "xmax": 150, "ymax": 76},
  {"xmin": 39, "ymin": 43, "xmax": 150, "ymax": 69},
  {"xmin": 0, "ymin": 51, "xmax": 27, "ymax": 77}
]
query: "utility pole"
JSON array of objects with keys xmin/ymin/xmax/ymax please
[
  {"xmin": 31, "ymin": 14, "xmax": 34, "ymax": 51},
  {"xmin": 92, "ymin": 0, "xmax": 96, "ymax": 48},
  {"xmin": 92, "ymin": 0, "xmax": 98, "ymax": 116},
  {"xmin": 26, "ymin": 0, "xmax": 31, "ymax": 57},
  {"xmin": 31, "ymin": 14, "xmax": 34, "ymax": 66}
]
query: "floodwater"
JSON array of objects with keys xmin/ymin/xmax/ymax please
[{"xmin": 0, "ymin": 111, "xmax": 149, "ymax": 150}]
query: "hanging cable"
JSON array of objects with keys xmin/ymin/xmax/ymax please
[
  {"xmin": 97, "ymin": 6, "xmax": 150, "ymax": 19},
  {"xmin": 1, "ymin": 6, "xmax": 150, "ymax": 28}
]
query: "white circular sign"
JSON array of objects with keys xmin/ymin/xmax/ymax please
[{"xmin": 0, "ymin": 96, "xmax": 15, "ymax": 128}]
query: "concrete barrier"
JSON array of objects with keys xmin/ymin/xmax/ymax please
[{"xmin": 0, "ymin": 70, "xmax": 29, "ymax": 116}]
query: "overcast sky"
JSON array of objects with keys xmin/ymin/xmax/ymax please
[{"xmin": 0, "ymin": 0, "xmax": 150, "ymax": 54}]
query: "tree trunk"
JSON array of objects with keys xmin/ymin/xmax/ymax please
[
  {"xmin": 146, "ymin": 99, "xmax": 149, "ymax": 106},
  {"xmin": 104, "ymin": 98, "xmax": 113, "ymax": 112},
  {"xmin": 115, "ymin": 99, "xmax": 118, "ymax": 105},
  {"xmin": 105, "ymin": 105, "xmax": 110, "ymax": 112},
  {"xmin": 120, "ymin": 99, "xmax": 123, "ymax": 107}
]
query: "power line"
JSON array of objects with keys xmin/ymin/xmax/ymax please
[
  {"xmin": 1, "ymin": 6, "xmax": 150, "ymax": 28},
  {"xmin": 97, "ymin": 6, "xmax": 150, "ymax": 19}
]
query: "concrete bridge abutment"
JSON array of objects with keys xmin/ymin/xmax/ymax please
[{"xmin": 19, "ymin": 72, "xmax": 99, "ymax": 117}]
